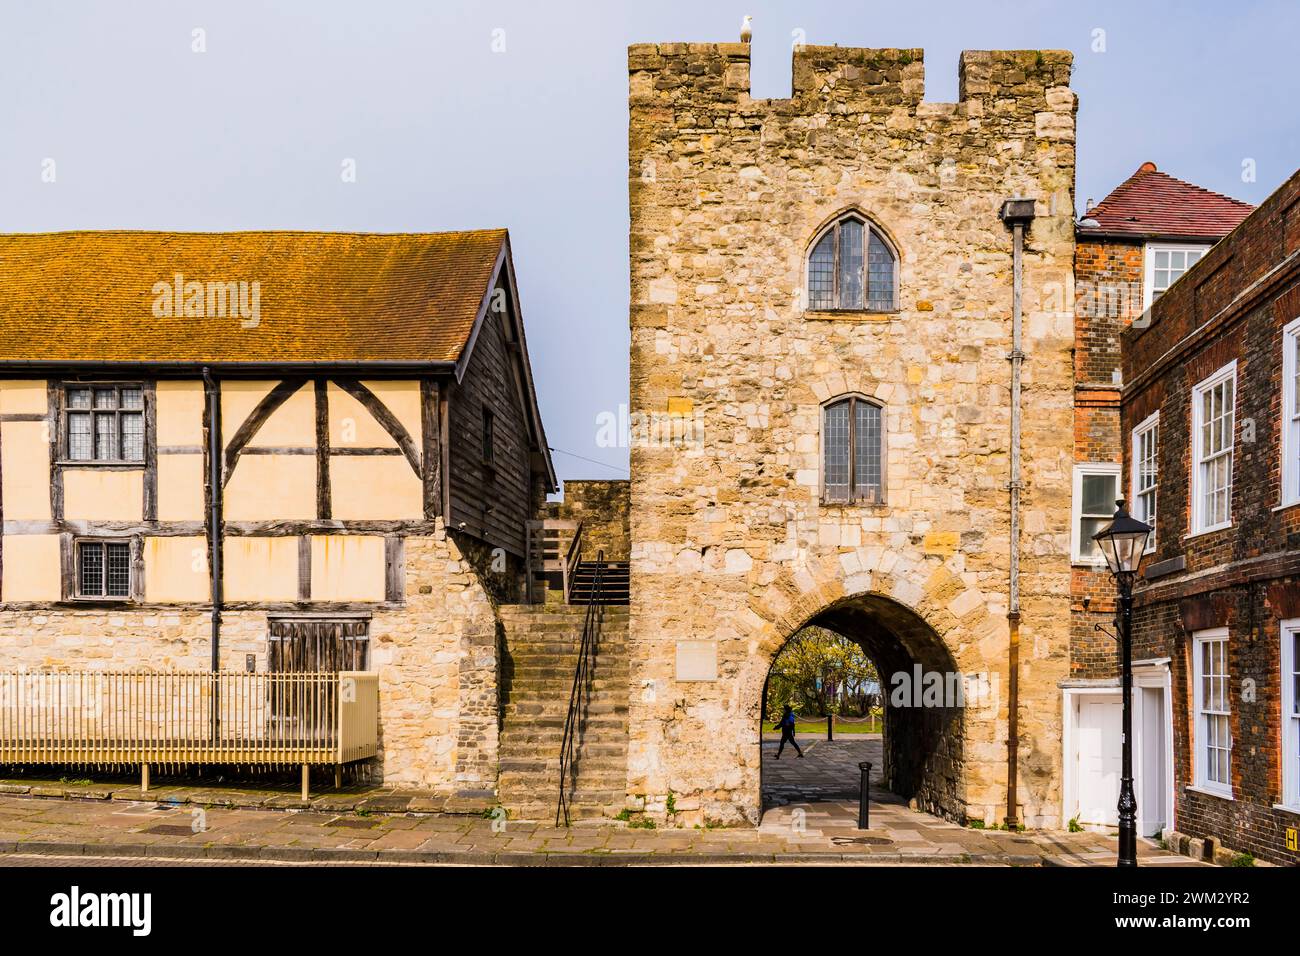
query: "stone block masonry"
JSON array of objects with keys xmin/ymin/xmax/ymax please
[{"xmin": 626, "ymin": 42, "xmax": 1077, "ymax": 826}]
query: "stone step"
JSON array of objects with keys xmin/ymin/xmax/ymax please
[
  {"xmin": 503, "ymin": 694, "xmax": 626, "ymax": 708},
  {"xmin": 504, "ymin": 689, "xmax": 628, "ymax": 704},
  {"xmin": 501, "ymin": 790, "xmax": 624, "ymax": 806},
  {"xmin": 500, "ymin": 706, "xmax": 628, "ymax": 721},
  {"xmin": 493, "ymin": 743, "xmax": 626, "ymax": 759},
  {"xmin": 497, "ymin": 608, "xmax": 628, "ymax": 821},
  {"xmin": 498, "ymin": 724, "xmax": 629, "ymax": 743},
  {"xmin": 498, "ymin": 749, "xmax": 627, "ymax": 766},
  {"xmin": 498, "ymin": 606, "xmax": 630, "ymax": 620},
  {"xmin": 506, "ymin": 671, "xmax": 629, "ymax": 687},
  {"xmin": 500, "ymin": 764, "xmax": 626, "ymax": 781}
]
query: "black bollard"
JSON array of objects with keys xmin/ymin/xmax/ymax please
[
  {"xmin": 857, "ymin": 761, "xmax": 872, "ymax": 830},
  {"xmin": 827, "ymin": 714, "xmax": 833, "ymax": 741}
]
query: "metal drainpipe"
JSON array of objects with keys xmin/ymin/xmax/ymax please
[
  {"xmin": 999, "ymin": 198, "xmax": 1035, "ymax": 829},
  {"xmin": 204, "ymin": 367, "xmax": 223, "ymax": 676}
]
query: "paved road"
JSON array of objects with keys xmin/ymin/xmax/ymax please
[{"xmin": 0, "ymin": 747, "xmax": 1204, "ymax": 867}]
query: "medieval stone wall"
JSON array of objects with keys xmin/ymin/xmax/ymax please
[
  {"xmin": 626, "ymin": 43, "xmax": 1077, "ymax": 826},
  {"xmin": 547, "ymin": 479, "xmax": 631, "ymax": 560}
]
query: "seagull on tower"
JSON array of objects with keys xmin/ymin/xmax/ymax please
[{"xmin": 740, "ymin": 15, "xmax": 753, "ymax": 44}]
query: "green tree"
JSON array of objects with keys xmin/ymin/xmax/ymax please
[{"xmin": 765, "ymin": 626, "xmax": 879, "ymax": 719}]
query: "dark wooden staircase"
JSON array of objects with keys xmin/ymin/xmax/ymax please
[{"xmin": 568, "ymin": 560, "xmax": 629, "ymax": 606}]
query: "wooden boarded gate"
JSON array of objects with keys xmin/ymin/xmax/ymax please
[{"xmin": 267, "ymin": 618, "xmax": 369, "ymax": 742}]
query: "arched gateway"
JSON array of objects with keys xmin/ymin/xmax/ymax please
[
  {"xmin": 623, "ymin": 551, "xmax": 1021, "ymax": 827},
  {"xmin": 760, "ymin": 593, "xmax": 967, "ymax": 819}
]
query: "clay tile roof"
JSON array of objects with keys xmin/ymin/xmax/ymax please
[
  {"xmin": 1078, "ymin": 163, "xmax": 1254, "ymax": 240},
  {"xmin": 0, "ymin": 229, "xmax": 507, "ymax": 365}
]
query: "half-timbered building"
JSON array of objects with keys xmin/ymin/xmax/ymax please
[{"xmin": 0, "ymin": 229, "xmax": 555, "ymax": 793}]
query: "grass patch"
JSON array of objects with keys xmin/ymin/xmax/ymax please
[{"xmin": 790, "ymin": 720, "xmax": 881, "ymax": 735}]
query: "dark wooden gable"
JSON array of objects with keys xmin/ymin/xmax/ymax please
[{"xmin": 445, "ymin": 270, "xmax": 547, "ymax": 558}]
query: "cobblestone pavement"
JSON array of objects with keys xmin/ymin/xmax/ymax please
[
  {"xmin": 762, "ymin": 732, "xmax": 888, "ymax": 805},
  {"xmin": 0, "ymin": 747, "xmax": 1203, "ymax": 866}
]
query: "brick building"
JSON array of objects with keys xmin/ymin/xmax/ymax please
[
  {"xmin": 1118, "ymin": 167, "xmax": 1300, "ymax": 865},
  {"xmin": 1063, "ymin": 165, "xmax": 1252, "ymax": 833}
]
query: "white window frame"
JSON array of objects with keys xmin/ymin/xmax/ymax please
[
  {"xmin": 1281, "ymin": 317, "xmax": 1300, "ymax": 509},
  {"xmin": 1071, "ymin": 462, "xmax": 1121, "ymax": 566},
  {"xmin": 1192, "ymin": 627, "xmax": 1233, "ymax": 799},
  {"xmin": 1190, "ymin": 360, "xmax": 1236, "ymax": 536},
  {"xmin": 1282, "ymin": 619, "xmax": 1300, "ymax": 812},
  {"xmin": 1143, "ymin": 242, "xmax": 1209, "ymax": 310},
  {"xmin": 1131, "ymin": 411, "xmax": 1159, "ymax": 552}
]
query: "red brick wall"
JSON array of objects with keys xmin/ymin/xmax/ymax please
[
  {"xmin": 1070, "ymin": 239, "xmax": 1143, "ymax": 677},
  {"xmin": 1120, "ymin": 168, "xmax": 1300, "ymax": 865},
  {"xmin": 1074, "ymin": 239, "xmax": 1144, "ymax": 385}
]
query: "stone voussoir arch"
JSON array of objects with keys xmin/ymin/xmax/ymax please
[{"xmin": 733, "ymin": 547, "xmax": 1000, "ymax": 705}]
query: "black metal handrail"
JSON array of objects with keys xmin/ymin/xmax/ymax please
[
  {"xmin": 561, "ymin": 520, "xmax": 585, "ymax": 603},
  {"xmin": 556, "ymin": 549, "xmax": 605, "ymax": 826}
]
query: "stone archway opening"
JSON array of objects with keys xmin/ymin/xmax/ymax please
[{"xmin": 759, "ymin": 593, "xmax": 966, "ymax": 822}]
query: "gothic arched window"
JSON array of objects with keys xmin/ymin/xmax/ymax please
[
  {"xmin": 807, "ymin": 215, "xmax": 897, "ymax": 312},
  {"xmin": 822, "ymin": 396, "xmax": 885, "ymax": 505}
]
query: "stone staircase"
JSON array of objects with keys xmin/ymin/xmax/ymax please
[{"xmin": 497, "ymin": 605, "xmax": 629, "ymax": 822}]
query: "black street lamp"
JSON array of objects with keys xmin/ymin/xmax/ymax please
[{"xmin": 1092, "ymin": 498, "xmax": 1153, "ymax": 868}]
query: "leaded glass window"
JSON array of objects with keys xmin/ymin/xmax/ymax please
[
  {"xmin": 76, "ymin": 540, "xmax": 133, "ymax": 599},
  {"xmin": 65, "ymin": 384, "xmax": 145, "ymax": 462},
  {"xmin": 807, "ymin": 216, "xmax": 897, "ymax": 312},
  {"xmin": 823, "ymin": 397, "xmax": 885, "ymax": 505}
]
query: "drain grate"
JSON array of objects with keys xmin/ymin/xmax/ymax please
[
  {"xmin": 831, "ymin": 835, "xmax": 892, "ymax": 846},
  {"xmin": 142, "ymin": 823, "xmax": 202, "ymax": 836},
  {"xmin": 327, "ymin": 816, "xmax": 379, "ymax": 829}
]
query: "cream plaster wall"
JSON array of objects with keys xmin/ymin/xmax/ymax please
[
  {"xmin": 310, "ymin": 534, "xmax": 386, "ymax": 602},
  {"xmin": 157, "ymin": 454, "xmax": 205, "ymax": 522},
  {"xmin": 329, "ymin": 456, "xmax": 422, "ymax": 520},
  {"xmin": 0, "ymin": 381, "xmax": 48, "ymax": 415},
  {"xmin": 1, "ymin": 420, "xmax": 50, "ymax": 520},
  {"xmin": 327, "ymin": 384, "xmax": 396, "ymax": 448},
  {"xmin": 143, "ymin": 536, "xmax": 210, "ymax": 602},
  {"xmin": 0, "ymin": 534, "xmax": 61, "ymax": 602},
  {"xmin": 155, "ymin": 380, "xmax": 205, "ymax": 446},
  {"xmin": 63, "ymin": 469, "xmax": 144, "ymax": 521},
  {"xmin": 223, "ymin": 536, "xmax": 299, "ymax": 602},
  {"xmin": 224, "ymin": 454, "xmax": 315, "ymax": 521}
]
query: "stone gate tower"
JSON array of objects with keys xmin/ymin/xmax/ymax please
[{"xmin": 626, "ymin": 42, "xmax": 1078, "ymax": 826}]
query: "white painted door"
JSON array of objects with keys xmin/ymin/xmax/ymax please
[
  {"xmin": 1139, "ymin": 686, "xmax": 1168, "ymax": 837},
  {"xmin": 1076, "ymin": 695, "xmax": 1122, "ymax": 827}
]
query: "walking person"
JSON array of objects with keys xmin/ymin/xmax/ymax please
[{"xmin": 773, "ymin": 704, "xmax": 804, "ymax": 759}]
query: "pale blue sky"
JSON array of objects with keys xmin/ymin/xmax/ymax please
[{"xmin": 2, "ymin": 1, "xmax": 1296, "ymax": 481}]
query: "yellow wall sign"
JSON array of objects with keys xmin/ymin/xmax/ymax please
[{"xmin": 1287, "ymin": 827, "xmax": 1298, "ymax": 852}]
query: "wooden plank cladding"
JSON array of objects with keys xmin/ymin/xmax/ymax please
[{"xmin": 447, "ymin": 284, "xmax": 535, "ymax": 557}]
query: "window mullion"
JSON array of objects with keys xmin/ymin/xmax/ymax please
[
  {"xmin": 863, "ymin": 229, "xmax": 871, "ymax": 306},
  {"xmin": 847, "ymin": 398, "xmax": 856, "ymax": 503},
  {"xmin": 831, "ymin": 224, "xmax": 840, "ymax": 309}
]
